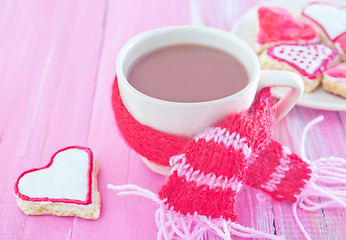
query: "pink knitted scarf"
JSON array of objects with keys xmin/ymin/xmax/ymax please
[{"xmin": 109, "ymin": 77, "xmax": 346, "ymax": 240}]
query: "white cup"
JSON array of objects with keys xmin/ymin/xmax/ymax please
[{"xmin": 116, "ymin": 26, "xmax": 303, "ymax": 139}]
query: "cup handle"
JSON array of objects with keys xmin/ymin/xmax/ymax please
[{"xmin": 258, "ymin": 70, "xmax": 304, "ymax": 120}]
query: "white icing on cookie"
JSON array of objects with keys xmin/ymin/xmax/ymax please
[
  {"xmin": 18, "ymin": 148, "xmax": 90, "ymax": 201},
  {"xmin": 303, "ymin": 3, "xmax": 346, "ymax": 41},
  {"xmin": 268, "ymin": 44, "xmax": 337, "ymax": 79}
]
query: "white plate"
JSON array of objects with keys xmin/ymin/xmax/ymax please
[{"xmin": 232, "ymin": 0, "xmax": 346, "ymax": 111}]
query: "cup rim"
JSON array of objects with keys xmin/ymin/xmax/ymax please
[{"xmin": 116, "ymin": 25, "xmax": 260, "ymax": 107}]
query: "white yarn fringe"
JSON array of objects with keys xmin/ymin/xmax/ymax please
[
  {"xmin": 293, "ymin": 116, "xmax": 346, "ymax": 240},
  {"xmin": 108, "ymin": 184, "xmax": 283, "ymax": 240}
]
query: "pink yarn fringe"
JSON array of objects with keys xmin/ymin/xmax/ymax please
[
  {"xmin": 108, "ymin": 184, "xmax": 283, "ymax": 240},
  {"xmin": 293, "ymin": 116, "xmax": 346, "ymax": 240}
]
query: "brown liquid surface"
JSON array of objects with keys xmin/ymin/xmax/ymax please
[{"xmin": 127, "ymin": 44, "xmax": 248, "ymax": 102}]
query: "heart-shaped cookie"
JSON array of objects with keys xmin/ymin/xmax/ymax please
[
  {"xmin": 260, "ymin": 43, "xmax": 338, "ymax": 92},
  {"xmin": 336, "ymin": 33, "xmax": 346, "ymax": 61},
  {"xmin": 323, "ymin": 62, "xmax": 346, "ymax": 98},
  {"xmin": 256, "ymin": 6, "xmax": 319, "ymax": 53},
  {"xmin": 266, "ymin": 43, "xmax": 338, "ymax": 80},
  {"xmin": 324, "ymin": 62, "xmax": 346, "ymax": 79},
  {"xmin": 14, "ymin": 146, "xmax": 100, "ymax": 219},
  {"xmin": 303, "ymin": 2, "xmax": 346, "ymax": 43}
]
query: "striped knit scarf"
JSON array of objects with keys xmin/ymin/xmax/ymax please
[{"xmin": 109, "ymin": 77, "xmax": 346, "ymax": 240}]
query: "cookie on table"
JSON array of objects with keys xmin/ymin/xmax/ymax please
[
  {"xmin": 323, "ymin": 62, "xmax": 346, "ymax": 98},
  {"xmin": 260, "ymin": 43, "xmax": 339, "ymax": 93},
  {"xmin": 335, "ymin": 33, "xmax": 346, "ymax": 61},
  {"xmin": 14, "ymin": 146, "xmax": 100, "ymax": 220},
  {"xmin": 255, "ymin": 6, "xmax": 319, "ymax": 54},
  {"xmin": 302, "ymin": 2, "xmax": 346, "ymax": 47}
]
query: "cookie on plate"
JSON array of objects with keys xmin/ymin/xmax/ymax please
[
  {"xmin": 260, "ymin": 43, "xmax": 339, "ymax": 93},
  {"xmin": 335, "ymin": 33, "xmax": 346, "ymax": 61},
  {"xmin": 14, "ymin": 146, "xmax": 100, "ymax": 219},
  {"xmin": 255, "ymin": 6, "xmax": 319, "ymax": 54},
  {"xmin": 302, "ymin": 2, "xmax": 346, "ymax": 47},
  {"xmin": 323, "ymin": 62, "xmax": 346, "ymax": 98}
]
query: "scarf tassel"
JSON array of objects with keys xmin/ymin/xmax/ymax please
[
  {"xmin": 108, "ymin": 184, "xmax": 283, "ymax": 240},
  {"xmin": 293, "ymin": 116, "xmax": 346, "ymax": 240}
]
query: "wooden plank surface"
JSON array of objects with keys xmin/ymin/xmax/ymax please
[{"xmin": 0, "ymin": 0, "xmax": 345, "ymax": 239}]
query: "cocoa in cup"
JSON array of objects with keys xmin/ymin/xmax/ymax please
[{"xmin": 116, "ymin": 26, "xmax": 303, "ymax": 139}]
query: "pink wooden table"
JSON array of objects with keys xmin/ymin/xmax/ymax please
[{"xmin": 0, "ymin": 0, "xmax": 345, "ymax": 239}]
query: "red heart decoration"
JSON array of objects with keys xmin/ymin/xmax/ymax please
[{"xmin": 257, "ymin": 6, "xmax": 319, "ymax": 45}]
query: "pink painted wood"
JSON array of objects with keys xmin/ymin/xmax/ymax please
[{"xmin": 0, "ymin": 0, "xmax": 345, "ymax": 239}]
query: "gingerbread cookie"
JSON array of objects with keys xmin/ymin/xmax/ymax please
[
  {"xmin": 14, "ymin": 146, "xmax": 100, "ymax": 219},
  {"xmin": 260, "ymin": 43, "xmax": 338, "ymax": 92},
  {"xmin": 302, "ymin": 2, "xmax": 346, "ymax": 47},
  {"xmin": 255, "ymin": 6, "xmax": 319, "ymax": 54},
  {"xmin": 323, "ymin": 62, "xmax": 346, "ymax": 98}
]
